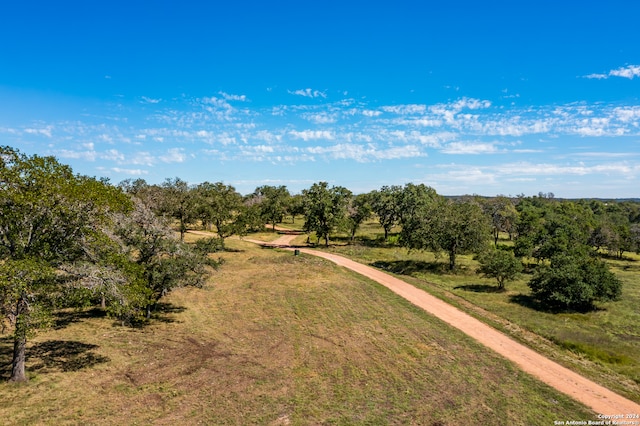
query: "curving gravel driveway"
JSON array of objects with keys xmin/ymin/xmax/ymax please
[{"xmin": 250, "ymin": 232, "xmax": 640, "ymax": 416}]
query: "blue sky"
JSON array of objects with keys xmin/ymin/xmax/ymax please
[{"xmin": 1, "ymin": 1, "xmax": 640, "ymax": 197}]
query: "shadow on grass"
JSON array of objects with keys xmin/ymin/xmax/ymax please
[
  {"xmin": 144, "ymin": 302, "xmax": 187, "ymax": 326},
  {"xmin": 29, "ymin": 340, "xmax": 110, "ymax": 373},
  {"xmin": 454, "ymin": 284, "xmax": 505, "ymax": 293},
  {"xmin": 109, "ymin": 302, "xmax": 187, "ymax": 328},
  {"xmin": 154, "ymin": 302, "xmax": 186, "ymax": 322},
  {"xmin": 0, "ymin": 337, "xmax": 110, "ymax": 379},
  {"xmin": 220, "ymin": 246, "xmax": 244, "ymax": 253},
  {"xmin": 509, "ymin": 294, "xmax": 603, "ymax": 314},
  {"xmin": 371, "ymin": 260, "xmax": 452, "ymax": 276},
  {"xmin": 352, "ymin": 235, "xmax": 401, "ymax": 248},
  {"xmin": 53, "ymin": 307, "xmax": 106, "ymax": 330}
]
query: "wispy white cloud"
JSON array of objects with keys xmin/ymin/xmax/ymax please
[
  {"xmin": 57, "ymin": 148, "xmax": 97, "ymax": 162},
  {"xmin": 609, "ymin": 65, "xmax": 640, "ymax": 79},
  {"xmin": 495, "ymin": 161, "xmax": 640, "ymax": 177},
  {"xmin": 441, "ymin": 142, "xmax": 498, "ymax": 154},
  {"xmin": 6, "ymin": 93, "xmax": 640, "ymax": 197},
  {"xmin": 288, "ymin": 88, "xmax": 327, "ymax": 98},
  {"xmin": 306, "ymin": 143, "xmax": 424, "ymax": 162},
  {"xmin": 141, "ymin": 96, "xmax": 162, "ymax": 104},
  {"xmin": 613, "ymin": 106, "xmax": 640, "ymax": 124},
  {"xmin": 362, "ymin": 109, "xmax": 382, "ymax": 117},
  {"xmin": 24, "ymin": 126, "xmax": 53, "ymax": 138},
  {"xmin": 111, "ymin": 167, "xmax": 148, "ymax": 175},
  {"xmin": 585, "ymin": 64, "xmax": 640, "ymax": 80},
  {"xmin": 289, "ymin": 130, "xmax": 334, "ymax": 141},
  {"xmin": 102, "ymin": 149, "xmax": 125, "ymax": 161},
  {"xmin": 219, "ymin": 92, "xmax": 247, "ymax": 101},
  {"xmin": 573, "ymin": 152, "xmax": 639, "ymax": 158},
  {"xmin": 302, "ymin": 112, "xmax": 337, "ymax": 124},
  {"xmin": 129, "ymin": 151, "xmax": 156, "ymax": 166},
  {"xmin": 159, "ymin": 148, "xmax": 187, "ymax": 163},
  {"xmin": 381, "ymin": 104, "xmax": 427, "ymax": 115}
]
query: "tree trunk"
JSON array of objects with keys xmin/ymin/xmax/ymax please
[
  {"xmin": 10, "ymin": 301, "xmax": 28, "ymax": 382},
  {"xmin": 384, "ymin": 227, "xmax": 389, "ymax": 240},
  {"xmin": 101, "ymin": 294, "xmax": 106, "ymax": 309},
  {"xmin": 179, "ymin": 215, "xmax": 186, "ymax": 241},
  {"xmin": 10, "ymin": 336, "xmax": 27, "ymax": 382},
  {"xmin": 449, "ymin": 249, "xmax": 456, "ymax": 271},
  {"xmin": 325, "ymin": 234, "xmax": 329, "ymax": 247}
]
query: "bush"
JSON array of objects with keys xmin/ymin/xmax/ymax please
[
  {"xmin": 194, "ymin": 236, "xmax": 225, "ymax": 253},
  {"xmin": 477, "ymin": 248, "xmax": 522, "ymax": 289},
  {"xmin": 528, "ymin": 251, "xmax": 622, "ymax": 311}
]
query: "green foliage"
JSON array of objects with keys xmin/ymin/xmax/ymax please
[
  {"xmin": 286, "ymin": 193, "xmax": 305, "ymax": 223},
  {"xmin": 235, "ymin": 201, "xmax": 265, "ymax": 234},
  {"xmin": 528, "ymin": 250, "xmax": 622, "ymax": 311},
  {"xmin": 110, "ymin": 198, "xmax": 220, "ymax": 322},
  {"xmin": 253, "ymin": 185, "xmax": 290, "ymax": 230},
  {"xmin": 194, "ymin": 236, "xmax": 226, "ymax": 254},
  {"xmin": 483, "ymin": 195, "xmax": 518, "ymax": 246},
  {"xmin": 586, "ymin": 201, "xmax": 640, "ymax": 258},
  {"xmin": 397, "ymin": 183, "xmax": 439, "ymax": 223},
  {"xmin": 302, "ymin": 182, "xmax": 351, "ymax": 246},
  {"xmin": 0, "ymin": 259, "xmax": 57, "ymax": 335},
  {"xmin": 346, "ymin": 193, "xmax": 372, "ymax": 240},
  {"xmin": 0, "ymin": 146, "xmax": 130, "ymax": 380},
  {"xmin": 369, "ymin": 185, "xmax": 403, "ymax": 240},
  {"xmin": 160, "ymin": 177, "xmax": 196, "ymax": 241},
  {"xmin": 194, "ymin": 181, "xmax": 244, "ymax": 240},
  {"xmin": 513, "ymin": 196, "xmax": 626, "ymax": 310},
  {"xmin": 515, "ymin": 197, "xmax": 595, "ymax": 261},
  {"xmin": 401, "ymin": 196, "xmax": 490, "ymax": 271},
  {"xmin": 476, "ymin": 248, "xmax": 522, "ymax": 289}
]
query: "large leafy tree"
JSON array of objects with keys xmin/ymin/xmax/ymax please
[
  {"xmin": 193, "ymin": 181, "xmax": 243, "ymax": 243},
  {"xmin": 401, "ymin": 197, "xmax": 490, "ymax": 271},
  {"xmin": 514, "ymin": 197, "xmax": 594, "ymax": 262},
  {"xmin": 302, "ymin": 182, "xmax": 351, "ymax": 246},
  {"xmin": 477, "ymin": 248, "xmax": 522, "ymax": 289},
  {"xmin": 483, "ymin": 195, "xmax": 518, "ymax": 246},
  {"xmin": 110, "ymin": 198, "xmax": 220, "ymax": 321},
  {"xmin": 253, "ymin": 185, "xmax": 290, "ymax": 230},
  {"xmin": 0, "ymin": 146, "xmax": 129, "ymax": 381},
  {"xmin": 528, "ymin": 248, "xmax": 622, "ymax": 311},
  {"xmin": 286, "ymin": 193, "xmax": 305, "ymax": 223},
  {"xmin": 369, "ymin": 185, "xmax": 402, "ymax": 240},
  {"xmin": 397, "ymin": 183, "xmax": 439, "ymax": 225},
  {"xmin": 159, "ymin": 177, "xmax": 196, "ymax": 241},
  {"xmin": 346, "ymin": 193, "xmax": 372, "ymax": 241}
]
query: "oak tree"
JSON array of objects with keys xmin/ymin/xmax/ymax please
[{"xmin": 0, "ymin": 146, "xmax": 129, "ymax": 381}]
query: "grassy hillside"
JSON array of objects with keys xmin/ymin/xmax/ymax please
[{"xmin": 0, "ymin": 235, "xmax": 594, "ymax": 424}]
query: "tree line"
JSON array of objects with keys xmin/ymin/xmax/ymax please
[
  {"xmin": 2, "ymin": 146, "xmax": 639, "ymax": 381},
  {"xmin": 114, "ymin": 179, "xmax": 640, "ymax": 312}
]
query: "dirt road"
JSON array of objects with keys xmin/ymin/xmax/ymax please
[{"xmin": 251, "ymin": 232, "xmax": 640, "ymax": 416}]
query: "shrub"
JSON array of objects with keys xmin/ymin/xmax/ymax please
[
  {"xmin": 528, "ymin": 251, "xmax": 622, "ymax": 311},
  {"xmin": 477, "ymin": 248, "xmax": 522, "ymax": 289}
]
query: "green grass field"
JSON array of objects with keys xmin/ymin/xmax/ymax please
[
  {"xmin": 0, "ymin": 234, "xmax": 596, "ymax": 424},
  {"xmin": 317, "ymin": 220, "xmax": 640, "ymax": 404}
]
